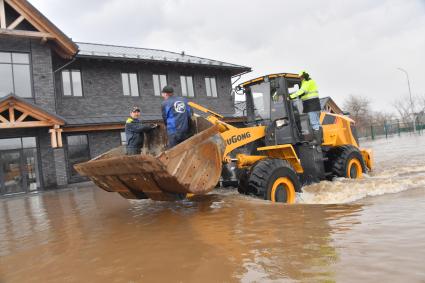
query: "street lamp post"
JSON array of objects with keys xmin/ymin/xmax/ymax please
[{"xmin": 397, "ymin": 67, "xmax": 416, "ymax": 134}]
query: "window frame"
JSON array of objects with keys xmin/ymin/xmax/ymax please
[
  {"xmin": 121, "ymin": 72, "xmax": 140, "ymax": 97},
  {"xmin": 61, "ymin": 69, "xmax": 84, "ymax": 97},
  {"xmin": 180, "ymin": 75, "xmax": 195, "ymax": 97},
  {"xmin": 0, "ymin": 51, "xmax": 33, "ymax": 98},
  {"xmin": 152, "ymin": 73, "xmax": 168, "ymax": 96},
  {"xmin": 65, "ymin": 134, "xmax": 91, "ymax": 183},
  {"xmin": 205, "ymin": 76, "xmax": 218, "ymax": 98}
]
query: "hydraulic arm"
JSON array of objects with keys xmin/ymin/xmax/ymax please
[{"xmin": 188, "ymin": 102, "xmax": 266, "ymax": 160}]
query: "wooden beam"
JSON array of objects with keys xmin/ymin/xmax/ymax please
[
  {"xmin": 0, "ymin": 113, "xmax": 8, "ymax": 123},
  {"xmin": 16, "ymin": 111, "xmax": 29, "ymax": 122},
  {"xmin": 0, "ymin": 120, "xmax": 53, "ymax": 129},
  {"xmin": 14, "ymin": 104, "xmax": 45, "ymax": 121},
  {"xmin": 4, "ymin": 0, "xmax": 46, "ymax": 32},
  {"xmin": 0, "ymin": 28, "xmax": 53, "ymax": 39},
  {"xmin": 63, "ymin": 124, "xmax": 125, "ymax": 133},
  {"xmin": 49, "ymin": 128, "xmax": 57, "ymax": 148},
  {"xmin": 14, "ymin": 104, "xmax": 64, "ymax": 125},
  {"xmin": 57, "ymin": 128, "xmax": 63, "ymax": 147},
  {"xmin": 3, "ymin": 0, "xmax": 77, "ymax": 59},
  {"xmin": 7, "ymin": 15, "xmax": 24, "ymax": 30},
  {"xmin": 0, "ymin": 0, "xmax": 6, "ymax": 29},
  {"xmin": 0, "ymin": 98, "xmax": 64, "ymax": 125},
  {"xmin": 8, "ymin": 104, "xmax": 15, "ymax": 123}
]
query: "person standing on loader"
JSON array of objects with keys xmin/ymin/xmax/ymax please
[
  {"xmin": 161, "ymin": 86, "xmax": 192, "ymax": 148},
  {"xmin": 125, "ymin": 106, "xmax": 158, "ymax": 155},
  {"xmin": 290, "ymin": 71, "xmax": 322, "ymax": 143}
]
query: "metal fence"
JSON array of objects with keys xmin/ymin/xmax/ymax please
[{"xmin": 358, "ymin": 120, "xmax": 425, "ymax": 140}]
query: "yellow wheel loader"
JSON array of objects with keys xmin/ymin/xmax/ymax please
[{"xmin": 75, "ymin": 73, "xmax": 373, "ymax": 203}]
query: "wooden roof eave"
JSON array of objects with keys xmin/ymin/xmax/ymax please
[
  {"xmin": 4, "ymin": 0, "xmax": 78, "ymax": 58},
  {"xmin": 0, "ymin": 95, "xmax": 65, "ymax": 127}
]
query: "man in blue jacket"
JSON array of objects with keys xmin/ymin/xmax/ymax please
[
  {"xmin": 161, "ymin": 86, "xmax": 192, "ymax": 148},
  {"xmin": 125, "ymin": 106, "xmax": 158, "ymax": 155}
]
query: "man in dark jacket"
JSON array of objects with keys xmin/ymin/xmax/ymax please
[
  {"xmin": 161, "ymin": 86, "xmax": 192, "ymax": 148},
  {"xmin": 125, "ymin": 106, "xmax": 157, "ymax": 155}
]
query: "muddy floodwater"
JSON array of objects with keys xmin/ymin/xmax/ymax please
[{"xmin": 1, "ymin": 135, "xmax": 425, "ymax": 282}]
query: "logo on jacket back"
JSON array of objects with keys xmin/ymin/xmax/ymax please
[{"xmin": 174, "ymin": 101, "xmax": 186, "ymax": 113}]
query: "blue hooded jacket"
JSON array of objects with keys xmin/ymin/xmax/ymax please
[{"xmin": 161, "ymin": 96, "xmax": 192, "ymax": 135}]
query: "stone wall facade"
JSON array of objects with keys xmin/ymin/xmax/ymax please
[{"xmin": 53, "ymin": 58, "xmax": 235, "ymax": 120}]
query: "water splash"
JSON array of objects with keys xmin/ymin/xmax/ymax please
[{"xmin": 299, "ymin": 164, "xmax": 425, "ymax": 204}]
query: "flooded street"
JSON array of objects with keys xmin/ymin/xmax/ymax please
[{"xmin": 1, "ymin": 135, "xmax": 425, "ymax": 282}]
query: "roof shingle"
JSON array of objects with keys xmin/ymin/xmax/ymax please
[{"xmin": 76, "ymin": 42, "xmax": 250, "ymax": 75}]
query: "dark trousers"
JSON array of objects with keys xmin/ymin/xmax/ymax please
[
  {"xmin": 167, "ymin": 132, "xmax": 189, "ymax": 148},
  {"xmin": 126, "ymin": 147, "xmax": 141, "ymax": 155}
]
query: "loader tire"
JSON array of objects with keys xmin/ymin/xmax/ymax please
[
  {"xmin": 327, "ymin": 145, "xmax": 366, "ymax": 179},
  {"xmin": 236, "ymin": 168, "xmax": 250, "ymax": 194},
  {"xmin": 247, "ymin": 158, "xmax": 301, "ymax": 204}
]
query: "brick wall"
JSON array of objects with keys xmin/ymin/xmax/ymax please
[
  {"xmin": 88, "ymin": 130, "xmax": 122, "ymax": 158},
  {"xmin": 53, "ymin": 148, "xmax": 68, "ymax": 186},
  {"xmin": 38, "ymin": 131, "xmax": 58, "ymax": 189},
  {"xmin": 30, "ymin": 40, "xmax": 56, "ymax": 112},
  {"xmin": 54, "ymin": 59, "xmax": 235, "ymax": 120}
]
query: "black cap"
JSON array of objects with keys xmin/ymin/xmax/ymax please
[
  {"xmin": 162, "ymin": 86, "xmax": 174, "ymax": 94},
  {"xmin": 131, "ymin": 106, "xmax": 140, "ymax": 113}
]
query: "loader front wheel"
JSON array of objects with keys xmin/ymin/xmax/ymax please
[
  {"xmin": 236, "ymin": 168, "xmax": 250, "ymax": 194},
  {"xmin": 248, "ymin": 159, "xmax": 301, "ymax": 204},
  {"xmin": 327, "ymin": 145, "xmax": 365, "ymax": 179}
]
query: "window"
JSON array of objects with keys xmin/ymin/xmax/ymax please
[
  {"xmin": 120, "ymin": 132, "xmax": 127, "ymax": 145},
  {"xmin": 121, "ymin": 72, "xmax": 139, "ymax": 96},
  {"xmin": 62, "ymin": 70, "xmax": 83, "ymax": 97},
  {"xmin": 0, "ymin": 137, "xmax": 40, "ymax": 194},
  {"xmin": 153, "ymin": 74, "xmax": 167, "ymax": 96},
  {"xmin": 205, "ymin": 76, "xmax": 218, "ymax": 97},
  {"xmin": 180, "ymin": 75, "xmax": 195, "ymax": 97},
  {"xmin": 66, "ymin": 135, "xmax": 90, "ymax": 182},
  {"xmin": 0, "ymin": 52, "xmax": 32, "ymax": 98}
]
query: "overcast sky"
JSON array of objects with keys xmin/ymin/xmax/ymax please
[{"xmin": 31, "ymin": 0, "xmax": 425, "ymax": 112}]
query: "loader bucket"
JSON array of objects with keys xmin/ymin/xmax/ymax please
[{"xmin": 74, "ymin": 117, "xmax": 225, "ymax": 201}]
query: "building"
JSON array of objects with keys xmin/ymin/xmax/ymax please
[
  {"xmin": 0, "ymin": 0, "xmax": 250, "ymax": 196},
  {"xmin": 319, "ymin": 97, "xmax": 343, "ymax": 114}
]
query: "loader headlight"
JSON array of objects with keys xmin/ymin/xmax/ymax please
[{"xmin": 275, "ymin": 119, "xmax": 288, "ymax": 128}]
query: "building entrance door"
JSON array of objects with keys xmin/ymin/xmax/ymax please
[
  {"xmin": 0, "ymin": 137, "xmax": 40, "ymax": 196},
  {"xmin": 0, "ymin": 149, "xmax": 25, "ymax": 195}
]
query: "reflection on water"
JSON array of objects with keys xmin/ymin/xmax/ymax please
[
  {"xmin": 0, "ymin": 134, "xmax": 424, "ymax": 282},
  {"xmin": 0, "ymin": 188, "xmax": 364, "ymax": 282}
]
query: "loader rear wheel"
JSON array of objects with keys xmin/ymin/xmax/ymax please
[
  {"xmin": 247, "ymin": 159, "xmax": 301, "ymax": 204},
  {"xmin": 236, "ymin": 168, "xmax": 250, "ymax": 194},
  {"xmin": 327, "ymin": 145, "xmax": 365, "ymax": 179}
]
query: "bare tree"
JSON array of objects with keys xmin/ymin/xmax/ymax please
[
  {"xmin": 416, "ymin": 94, "xmax": 425, "ymax": 126},
  {"xmin": 393, "ymin": 94, "xmax": 420, "ymax": 126},
  {"xmin": 418, "ymin": 94, "xmax": 425, "ymax": 113},
  {"xmin": 372, "ymin": 111, "xmax": 396, "ymax": 125},
  {"xmin": 343, "ymin": 94, "xmax": 371, "ymax": 128}
]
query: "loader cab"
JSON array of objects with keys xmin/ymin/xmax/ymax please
[{"xmin": 240, "ymin": 74, "xmax": 314, "ymax": 146}]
